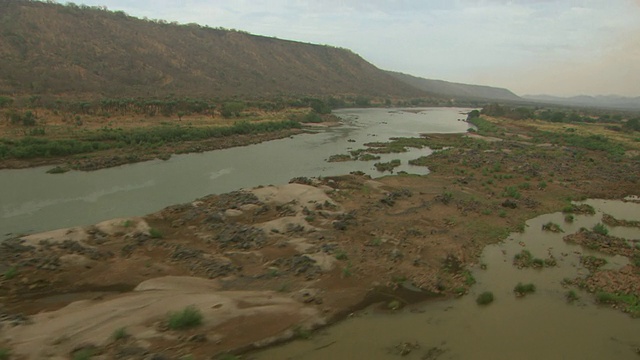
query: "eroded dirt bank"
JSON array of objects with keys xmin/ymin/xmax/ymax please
[{"xmin": 1, "ymin": 116, "xmax": 639, "ymax": 359}]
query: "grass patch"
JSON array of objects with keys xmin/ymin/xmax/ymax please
[
  {"xmin": 541, "ymin": 221, "xmax": 564, "ymax": 233},
  {"xmin": 3, "ymin": 266, "xmax": 18, "ymax": 280},
  {"xmin": 342, "ymin": 263, "xmax": 353, "ymax": 278},
  {"xmin": 374, "ymin": 159, "xmax": 401, "ymax": 172},
  {"xmin": 0, "ymin": 348, "xmax": 10, "ymax": 360},
  {"xmin": 0, "ymin": 120, "xmax": 302, "ymax": 160},
  {"xmin": 592, "ymin": 222, "xmax": 609, "ymax": 235},
  {"xmin": 502, "ymin": 186, "xmax": 521, "ymax": 199},
  {"xmin": 168, "ymin": 305, "xmax": 203, "ymax": 330},
  {"xmin": 327, "ymin": 154, "xmax": 353, "ymax": 162},
  {"xmin": 112, "ymin": 327, "xmax": 128, "ymax": 340},
  {"xmin": 293, "ymin": 325, "xmax": 312, "ymax": 339},
  {"xmin": 408, "ymin": 156, "xmax": 430, "ymax": 166},
  {"xmin": 72, "ymin": 349, "xmax": 95, "ymax": 360},
  {"xmin": 358, "ymin": 153, "xmax": 381, "ymax": 161},
  {"xmin": 595, "ymin": 292, "xmax": 640, "ymax": 316},
  {"xmin": 566, "ymin": 290, "xmax": 579, "ymax": 303},
  {"xmin": 513, "ymin": 282, "xmax": 536, "ymax": 296},
  {"xmin": 564, "ymin": 214, "xmax": 575, "ymax": 223},
  {"xmin": 149, "ymin": 227, "xmax": 163, "ymax": 238},
  {"xmin": 334, "ymin": 249, "xmax": 348, "ymax": 261},
  {"xmin": 476, "ymin": 291, "xmax": 494, "ymax": 305},
  {"xmin": 463, "ymin": 270, "xmax": 476, "ymax": 286}
]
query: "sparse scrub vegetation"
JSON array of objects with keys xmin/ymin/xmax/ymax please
[
  {"xmin": 149, "ymin": 228, "xmax": 163, "ymax": 238},
  {"xmin": 3, "ymin": 266, "xmax": 18, "ymax": 280},
  {"xmin": 542, "ymin": 221, "xmax": 563, "ymax": 233},
  {"xmin": 72, "ymin": 348, "xmax": 95, "ymax": 360},
  {"xmin": 374, "ymin": 159, "xmax": 401, "ymax": 172},
  {"xmin": 502, "ymin": 186, "xmax": 521, "ymax": 199},
  {"xmin": 112, "ymin": 327, "xmax": 128, "ymax": 340},
  {"xmin": 168, "ymin": 305, "xmax": 203, "ymax": 330},
  {"xmin": 0, "ymin": 348, "xmax": 10, "ymax": 360},
  {"xmin": 513, "ymin": 282, "xmax": 536, "ymax": 296},
  {"xmin": 566, "ymin": 290, "xmax": 579, "ymax": 303},
  {"xmin": 476, "ymin": 291, "xmax": 494, "ymax": 305},
  {"xmin": 595, "ymin": 292, "xmax": 640, "ymax": 317},
  {"xmin": 592, "ymin": 223, "xmax": 609, "ymax": 236}
]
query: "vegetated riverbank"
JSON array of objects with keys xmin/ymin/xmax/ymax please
[
  {"xmin": 0, "ymin": 114, "xmax": 639, "ymax": 359},
  {"xmin": 0, "ymin": 105, "xmax": 338, "ymax": 171}
]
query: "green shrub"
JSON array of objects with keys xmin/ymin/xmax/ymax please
[
  {"xmin": 301, "ymin": 111, "xmax": 323, "ymax": 123},
  {"xmin": 463, "ymin": 270, "xmax": 476, "ymax": 286},
  {"xmin": 3, "ymin": 266, "xmax": 18, "ymax": 280},
  {"xmin": 149, "ymin": 228, "xmax": 163, "ymax": 238},
  {"xmin": 374, "ymin": 159, "xmax": 401, "ymax": 172},
  {"xmin": 112, "ymin": 327, "xmax": 128, "ymax": 340},
  {"xmin": 592, "ymin": 223, "xmax": 608, "ymax": 235},
  {"xmin": 335, "ymin": 250, "xmax": 348, "ymax": 260},
  {"xmin": 476, "ymin": 291, "xmax": 494, "ymax": 305},
  {"xmin": 566, "ymin": 290, "xmax": 579, "ymax": 303},
  {"xmin": 513, "ymin": 282, "xmax": 536, "ymax": 296},
  {"xmin": 168, "ymin": 305, "xmax": 203, "ymax": 330},
  {"xmin": 0, "ymin": 348, "xmax": 10, "ymax": 360},
  {"xmin": 72, "ymin": 348, "xmax": 95, "ymax": 360},
  {"xmin": 502, "ymin": 186, "xmax": 521, "ymax": 199},
  {"xmin": 293, "ymin": 325, "xmax": 312, "ymax": 339},
  {"xmin": 541, "ymin": 222, "xmax": 563, "ymax": 233}
]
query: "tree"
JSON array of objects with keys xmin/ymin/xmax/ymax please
[
  {"xmin": 549, "ymin": 112, "xmax": 566, "ymax": 123},
  {"xmin": 309, "ymin": 99, "xmax": 331, "ymax": 114},
  {"xmin": 221, "ymin": 102, "xmax": 244, "ymax": 118},
  {"xmin": 22, "ymin": 111, "xmax": 36, "ymax": 126},
  {"xmin": 0, "ymin": 96, "xmax": 13, "ymax": 108},
  {"xmin": 467, "ymin": 109, "xmax": 481, "ymax": 120},
  {"xmin": 625, "ymin": 118, "xmax": 640, "ymax": 131}
]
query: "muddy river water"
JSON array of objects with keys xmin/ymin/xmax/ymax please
[
  {"xmin": 0, "ymin": 108, "xmax": 470, "ymax": 240},
  {"xmin": 252, "ymin": 199, "xmax": 640, "ymax": 359}
]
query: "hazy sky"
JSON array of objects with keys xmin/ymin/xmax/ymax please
[{"xmin": 67, "ymin": 0, "xmax": 640, "ymax": 96}]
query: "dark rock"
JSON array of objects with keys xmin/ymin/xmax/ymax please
[
  {"xmin": 215, "ymin": 225, "xmax": 266, "ymax": 249},
  {"xmin": 115, "ymin": 346, "xmax": 147, "ymax": 358},
  {"xmin": 188, "ymin": 333, "xmax": 207, "ymax": 342},
  {"xmin": 273, "ymin": 255, "xmax": 320, "ymax": 279}
]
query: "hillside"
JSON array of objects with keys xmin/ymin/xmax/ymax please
[
  {"xmin": 523, "ymin": 94, "xmax": 640, "ymax": 111},
  {"xmin": 0, "ymin": 0, "xmax": 425, "ymax": 99},
  {"xmin": 386, "ymin": 71, "xmax": 522, "ymax": 102}
]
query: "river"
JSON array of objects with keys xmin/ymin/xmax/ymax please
[{"xmin": 0, "ymin": 107, "xmax": 470, "ymax": 240}]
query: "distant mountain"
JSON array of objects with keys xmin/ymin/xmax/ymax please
[
  {"xmin": 385, "ymin": 71, "xmax": 522, "ymax": 102},
  {"xmin": 0, "ymin": 0, "xmax": 424, "ymax": 99},
  {"xmin": 523, "ymin": 94, "xmax": 640, "ymax": 111}
]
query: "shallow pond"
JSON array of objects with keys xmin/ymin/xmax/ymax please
[
  {"xmin": 251, "ymin": 200, "xmax": 640, "ymax": 360},
  {"xmin": 0, "ymin": 108, "xmax": 470, "ymax": 240}
]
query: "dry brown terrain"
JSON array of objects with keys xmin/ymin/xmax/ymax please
[{"xmin": 0, "ymin": 116, "xmax": 639, "ymax": 359}]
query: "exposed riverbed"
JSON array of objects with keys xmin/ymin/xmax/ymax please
[
  {"xmin": 251, "ymin": 200, "xmax": 640, "ymax": 359},
  {"xmin": 0, "ymin": 108, "xmax": 471, "ymax": 240}
]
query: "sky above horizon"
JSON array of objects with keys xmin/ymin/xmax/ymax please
[{"xmin": 65, "ymin": 0, "xmax": 640, "ymax": 97}]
